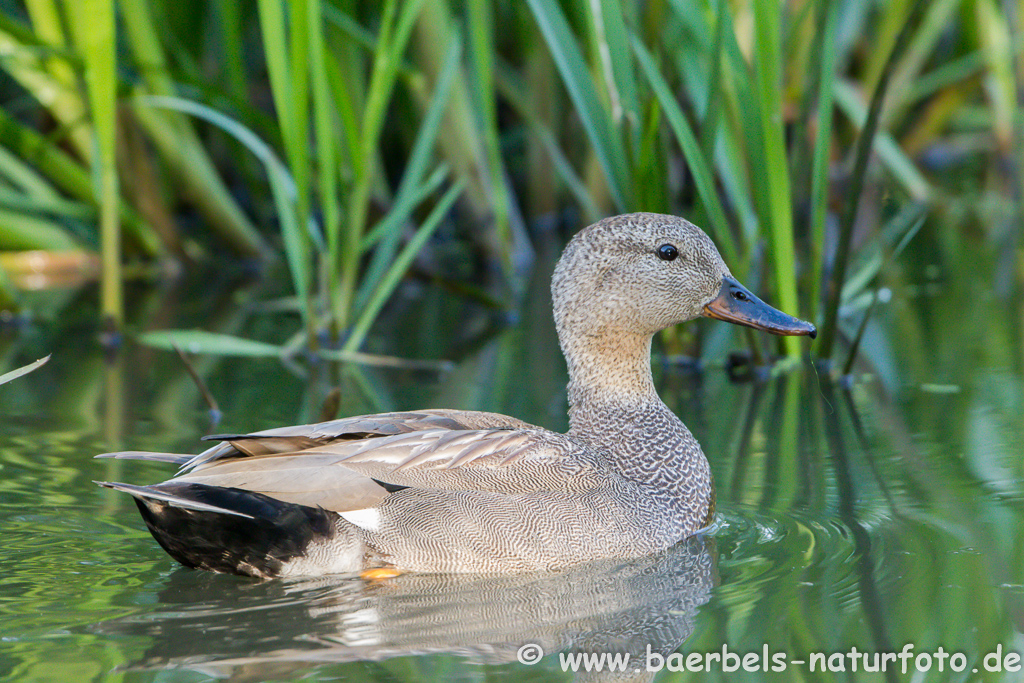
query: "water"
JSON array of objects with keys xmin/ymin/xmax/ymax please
[{"xmin": 1, "ymin": 249, "xmax": 1023, "ymax": 682}]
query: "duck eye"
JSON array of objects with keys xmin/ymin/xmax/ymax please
[{"xmin": 657, "ymin": 244, "xmax": 678, "ymax": 261}]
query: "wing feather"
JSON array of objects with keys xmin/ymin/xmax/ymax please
[
  {"xmin": 118, "ymin": 410, "xmax": 611, "ymax": 513},
  {"xmin": 167, "ymin": 426, "xmax": 612, "ymax": 511},
  {"xmin": 95, "ymin": 481, "xmax": 254, "ymax": 518},
  {"xmin": 308, "ymin": 428, "xmax": 612, "ymax": 495},
  {"xmin": 95, "ymin": 451, "xmax": 193, "ymax": 465},
  {"xmin": 180, "ymin": 410, "xmax": 538, "ymax": 471}
]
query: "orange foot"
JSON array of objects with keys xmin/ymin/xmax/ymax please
[{"xmin": 360, "ymin": 567, "xmax": 403, "ymax": 581}]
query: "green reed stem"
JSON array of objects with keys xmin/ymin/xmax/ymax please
[
  {"xmin": 817, "ymin": 0, "xmax": 929, "ymax": 362},
  {"xmin": 808, "ymin": 0, "xmax": 839, "ymax": 322},
  {"xmin": 753, "ymin": 0, "xmax": 799, "ymax": 358},
  {"xmin": 68, "ymin": 0, "xmax": 120, "ymax": 326}
]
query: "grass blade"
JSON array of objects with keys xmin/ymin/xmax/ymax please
[
  {"xmin": 752, "ymin": 0, "xmax": 799, "ymax": 358},
  {"xmin": 67, "ymin": 0, "xmax": 120, "ymax": 326},
  {"xmin": 0, "ymin": 186, "xmax": 94, "ymax": 220},
  {"xmin": 0, "ymin": 208, "xmax": 83, "ymax": 250},
  {"xmin": 336, "ymin": 0, "xmax": 427, "ymax": 330},
  {"xmin": 138, "ymin": 96, "xmax": 309, "ymax": 329},
  {"xmin": 881, "ymin": 0, "xmax": 962, "ymax": 128},
  {"xmin": 494, "ymin": 61, "xmax": 602, "ymax": 221},
  {"xmin": 256, "ymin": 0, "xmax": 314, "ymax": 337},
  {"xmin": 698, "ymin": 0, "xmax": 727, "ymax": 167},
  {"xmin": 974, "ymin": 0, "xmax": 1016, "ymax": 151},
  {"xmin": 841, "ymin": 203, "xmax": 926, "ymax": 304},
  {"xmin": 140, "ymin": 330, "xmax": 283, "ymax": 358},
  {"xmin": 343, "ymin": 179, "xmax": 464, "ymax": 353},
  {"xmin": 0, "ymin": 109, "xmax": 158, "ymax": 256},
  {"xmin": 316, "ymin": 348, "xmax": 453, "ymax": 371},
  {"xmin": 596, "ymin": 0, "xmax": 640, "ymax": 139},
  {"xmin": 526, "ymin": 0, "xmax": 631, "ymax": 210},
  {"xmin": 216, "ymin": 0, "xmax": 247, "ymax": 101},
  {"xmin": 355, "ymin": 33, "xmax": 461, "ymax": 314},
  {"xmin": 808, "ymin": 0, "xmax": 839, "ymax": 319},
  {"xmin": 0, "ymin": 140, "xmax": 63, "ymax": 200},
  {"xmin": 0, "ymin": 354, "xmax": 50, "ymax": 386},
  {"xmin": 633, "ymin": 38, "xmax": 736, "ymax": 265},
  {"xmin": 256, "ymin": 0, "xmax": 293, "ymax": 152},
  {"xmin": 467, "ymin": 0, "xmax": 525, "ymax": 281},
  {"xmin": 833, "ymin": 82, "xmax": 931, "ymax": 201},
  {"xmin": 818, "ymin": 0, "xmax": 929, "ymax": 361},
  {"xmin": 0, "ymin": 13, "xmax": 91, "ymax": 157},
  {"xmin": 360, "ymin": 166, "xmax": 449, "ymax": 250},
  {"xmin": 120, "ymin": 0, "xmax": 268, "ymax": 257},
  {"xmin": 310, "ymin": 0, "xmax": 339, "ymax": 292}
]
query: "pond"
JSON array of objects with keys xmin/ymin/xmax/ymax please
[{"xmin": 1, "ymin": 235, "xmax": 1022, "ymax": 682}]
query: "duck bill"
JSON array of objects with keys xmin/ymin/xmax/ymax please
[{"xmin": 702, "ymin": 276, "xmax": 817, "ymax": 338}]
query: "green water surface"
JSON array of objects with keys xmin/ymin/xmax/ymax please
[{"xmin": 1, "ymin": 243, "xmax": 1022, "ymax": 682}]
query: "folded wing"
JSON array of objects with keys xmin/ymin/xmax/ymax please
[{"xmin": 99, "ymin": 410, "xmax": 613, "ymax": 513}]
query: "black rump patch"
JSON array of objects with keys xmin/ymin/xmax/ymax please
[{"xmin": 132, "ymin": 482, "xmax": 337, "ymax": 579}]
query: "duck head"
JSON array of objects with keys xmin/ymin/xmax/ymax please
[{"xmin": 551, "ymin": 213, "xmax": 816, "ymax": 341}]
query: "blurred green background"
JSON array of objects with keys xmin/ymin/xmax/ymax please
[{"xmin": 0, "ymin": 0, "xmax": 1018, "ymax": 368}]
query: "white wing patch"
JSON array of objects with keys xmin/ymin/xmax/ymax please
[{"xmin": 340, "ymin": 507, "xmax": 382, "ymax": 532}]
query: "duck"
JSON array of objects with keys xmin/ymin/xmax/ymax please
[{"xmin": 97, "ymin": 213, "xmax": 815, "ymax": 579}]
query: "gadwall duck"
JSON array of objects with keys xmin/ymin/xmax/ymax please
[{"xmin": 98, "ymin": 213, "xmax": 815, "ymax": 578}]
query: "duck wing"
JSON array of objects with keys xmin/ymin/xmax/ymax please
[
  {"xmin": 97, "ymin": 411, "xmax": 592, "ymax": 513},
  {"xmin": 96, "ymin": 409, "xmax": 536, "ymax": 470},
  {"xmin": 166, "ymin": 427, "xmax": 612, "ymax": 512}
]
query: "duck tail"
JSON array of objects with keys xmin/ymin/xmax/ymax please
[{"xmin": 96, "ymin": 481, "xmax": 340, "ymax": 578}]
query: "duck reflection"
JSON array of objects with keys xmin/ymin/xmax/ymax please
[{"xmin": 98, "ymin": 535, "xmax": 715, "ymax": 681}]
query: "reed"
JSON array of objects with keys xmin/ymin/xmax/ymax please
[
  {"xmin": 817, "ymin": 0, "xmax": 930, "ymax": 362},
  {"xmin": 0, "ymin": 0, "xmax": 1016, "ymax": 367}
]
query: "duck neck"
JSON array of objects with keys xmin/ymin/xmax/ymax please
[
  {"xmin": 563, "ymin": 331, "xmax": 659, "ymax": 422},
  {"xmin": 561, "ymin": 328, "xmax": 712, "ymax": 523}
]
